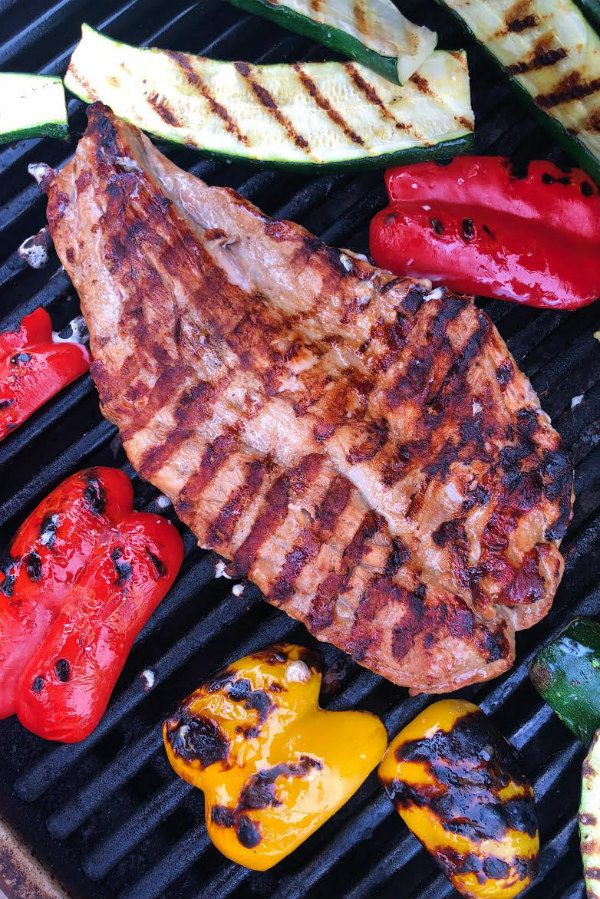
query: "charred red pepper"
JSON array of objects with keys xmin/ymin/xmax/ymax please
[
  {"xmin": 0, "ymin": 308, "xmax": 89, "ymax": 440},
  {"xmin": 16, "ymin": 512, "xmax": 183, "ymax": 742},
  {"xmin": 370, "ymin": 157, "xmax": 600, "ymax": 310},
  {"xmin": 0, "ymin": 467, "xmax": 133, "ymax": 719}
]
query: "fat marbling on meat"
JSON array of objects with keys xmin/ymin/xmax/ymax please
[{"xmin": 45, "ymin": 105, "xmax": 573, "ymax": 693}]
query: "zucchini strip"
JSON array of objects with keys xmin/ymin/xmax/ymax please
[
  {"xmin": 580, "ymin": 729, "xmax": 600, "ymax": 898},
  {"xmin": 224, "ymin": 0, "xmax": 437, "ymax": 84},
  {"xmin": 0, "ymin": 73, "xmax": 68, "ymax": 145},
  {"xmin": 437, "ymin": 0, "xmax": 600, "ymax": 182},
  {"xmin": 64, "ymin": 25, "xmax": 473, "ymax": 170}
]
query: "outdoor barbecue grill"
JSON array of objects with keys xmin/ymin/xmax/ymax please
[{"xmin": 0, "ymin": 1, "xmax": 599, "ymax": 896}]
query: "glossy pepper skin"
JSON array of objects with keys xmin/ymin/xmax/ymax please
[
  {"xmin": 379, "ymin": 700, "xmax": 539, "ymax": 899},
  {"xmin": 163, "ymin": 644, "xmax": 387, "ymax": 870},
  {"xmin": 0, "ymin": 467, "xmax": 133, "ymax": 719},
  {"xmin": 16, "ymin": 511, "xmax": 183, "ymax": 742},
  {"xmin": 370, "ymin": 157, "xmax": 600, "ymax": 310},
  {"xmin": 0, "ymin": 308, "xmax": 89, "ymax": 440}
]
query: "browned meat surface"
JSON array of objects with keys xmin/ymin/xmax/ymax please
[{"xmin": 45, "ymin": 104, "xmax": 573, "ymax": 693}]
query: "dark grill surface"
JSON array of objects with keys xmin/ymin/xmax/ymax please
[{"xmin": 0, "ymin": 1, "xmax": 599, "ymax": 897}]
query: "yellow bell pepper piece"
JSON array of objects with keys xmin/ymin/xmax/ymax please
[
  {"xmin": 379, "ymin": 699, "xmax": 539, "ymax": 899},
  {"xmin": 163, "ymin": 643, "xmax": 387, "ymax": 870}
]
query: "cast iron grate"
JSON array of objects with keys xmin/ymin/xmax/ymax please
[{"xmin": 0, "ymin": 1, "xmax": 599, "ymax": 897}]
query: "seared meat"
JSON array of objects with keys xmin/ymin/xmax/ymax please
[{"xmin": 45, "ymin": 105, "xmax": 573, "ymax": 693}]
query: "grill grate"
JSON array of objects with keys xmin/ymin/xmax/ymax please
[{"xmin": 1, "ymin": 1, "xmax": 599, "ymax": 897}]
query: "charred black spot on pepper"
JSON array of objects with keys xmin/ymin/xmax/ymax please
[
  {"xmin": 212, "ymin": 805, "xmax": 235, "ymax": 828},
  {"xmin": 483, "ymin": 857, "xmax": 511, "ymax": 878},
  {"xmin": 581, "ymin": 181, "xmax": 594, "ymax": 197},
  {"xmin": 482, "ymin": 224, "xmax": 494, "ymax": 239},
  {"xmin": 55, "ymin": 659, "xmax": 70, "ymax": 682},
  {"xmin": 461, "ymin": 219, "xmax": 475, "ymax": 241},
  {"xmin": 245, "ymin": 690, "xmax": 273, "ymax": 724},
  {"xmin": 0, "ymin": 399, "xmax": 14, "ymax": 410},
  {"xmin": 146, "ymin": 547, "xmax": 167, "ymax": 577},
  {"xmin": 40, "ymin": 513, "xmax": 59, "ymax": 548},
  {"xmin": 1, "ymin": 572, "xmax": 16, "ymax": 597},
  {"xmin": 26, "ymin": 551, "xmax": 42, "ymax": 582},
  {"xmin": 83, "ymin": 475, "xmax": 107, "ymax": 515},
  {"xmin": 430, "ymin": 218, "xmax": 444, "ymax": 236},
  {"xmin": 10, "ymin": 353, "xmax": 31, "ymax": 365},
  {"xmin": 227, "ymin": 678, "xmax": 252, "ymax": 701},
  {"xmin": 238, "ymin": 757, "xmax": 323, "ymax": 812},
  {"xmin": 111, "ymin": 547, "xmax": 132, "ymax": 586},
  {"xmin": 244, "ymin": 725, "xmax": 261, "ymax": 739},
  {"xmin": 32, "ymin": 676, "xmax": 44, "ymax": 693},
  {"xmin": 393, "ymin": 709, "xmax": 537, "ymax": 843},
  {"xmin": 166, "ymin": 709, "xmax": 229, "ymax": 766},
  {"xmin": 542, "ymin": 172, "xmax": 571, "ymax": 186},
  {"xmin": 236, "ymin": 814, "xmax": 261, "ymax": 848}
]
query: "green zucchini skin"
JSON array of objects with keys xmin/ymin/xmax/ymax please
[
  {"xmin": 149, "ymin": 132, "xmax": 474, "ymax": 171},
  {"xmin": 225, "ymin": 0, "xmax": 399, "ymax": 83},
  {"xmin": 575, "ymin": 0, "xmax": 600, "ymax": 31},
  {"xmin": 0, "ymin": 73, "xmax": 69, "ymax": 146},
  {"xmin": 530, "ymin": 618, "xmax": 600, "ymax": 745},
  {"xmin": 436, "ymin": 0, "xmax": 600, "ymax": 185}
]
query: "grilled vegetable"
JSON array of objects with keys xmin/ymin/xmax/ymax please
[
  {"xmin": 63, "ymin": 24, "xmax": 474, "ymax": 169},
  {"xmin": 0, "ymin": 308, "xmax": 90, "ymax": 441},
  {"xmin": 437, "ymin": 0, "xmax": 600, "ymax": 183},
  {"xmin": 379, "ymin": 699, "xmax": 539, "ymax": 899},
  {"xmin": 164, "ymin": 644, "xmax": 387, "ymax": 870},
  {"xmin": 17, "ymin": 513, "xmax": 183, "ymax": 742},
  {"xmin": 0, "ymin": 468, "xmax": 133, "ymax": 719},
  {"xmin": 224, "ymin": 0, "xmax": 437, "ymax": 84},
  {"xmin": 0, "ymin": 73, "xmax": 68, "ymax": 144},
  {"xmin": 370, "ymin": 156, "xmax": 600, "ymax": 309},
  {"xmin": 580, "ymin": 728, "xmax": 600, "ymax": 897},
  {"xmin": 530, "ymin": 618, "xmax": 600, "ymax": 744}
]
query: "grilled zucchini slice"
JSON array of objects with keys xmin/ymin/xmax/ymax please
[
  {"xmin": 580, "ymin": 728, "xmax": 600, "ymax": 898},
  {"xmin": 0, "ymin": 73, "xmax": 68, "ymax": 144},
  {"xmin": 224, "ymin": 0, "xmax": 437, "ymax": 84},
  {"xmin": 438, "ymin": 0, "xmax": 600, "ymax": 182},
  {"xmin": 64, "ymin": 24, "xmax": 473, "ymax": 170}
]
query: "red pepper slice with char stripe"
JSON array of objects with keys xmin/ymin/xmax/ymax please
[
  {"xmin": 0, "ymin": 468, "xmax": 133, "ymax": 719},
  {"xmin": 0, "ymin": 308, "xmax": 89, "ymax": 440},
  {"xmin": 16, "ymin": 512, "xmax": 183, "ymax": 742},
  {"xmin": 370, "ymin": 157, "xmax": 600, "ymax": 310}
]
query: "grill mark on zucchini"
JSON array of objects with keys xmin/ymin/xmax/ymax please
[
  {"xmin": 507, "ymin": 14, "xmax": 537, "ymax": 32},
  {"xmin": 167, "ymin": 51, "xmax": 250, "ymax": 146},
  {"xmin": 309, "ymin": 0, "xmax": 323, "ymax": 11},
  {"xmin": 506, "ymin": 44, "xmax": 568, "ymax": 76},
  {"xmin": 147, "ymin": 93, "xmax": 179, "ymax": 127},
  {"xmin": 234, "ymin": 62, "xmax": 311, "ymax": 152},
  {"xmin": 344, "ymin": 63, "xmax": 416, "ymax": 137},
  {"xmin": 537, "ymin": 73, "xmax": 600, "ymax": 108},
  {"xmin": 353, "ymin": 0, "xmax": 368, "ymax": 38},
  {"xmin": 292, "ymin": 64, "xmax": 364, "ymax": 145}
]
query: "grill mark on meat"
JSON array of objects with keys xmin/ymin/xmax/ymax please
[
  {"xmin": 138, "ymin": 380, "xmax": 215, "ymax": 477},
  {"xmin": 167, "ymin": 51, "xmax": 249, "ymax": 145},
  {"xmin": 176, "ymin": 430, "xmax": 240, "ymax": 514},
  {"xmin": 230, "ymin": 453, "xmax": 324, "ymax": 577},
  {"xmin": 269, "ymin": 475, "xmax": 354, "ymax": 603},
  {"xmin": 308, "ymin": 511, "xmax": 382, "ymax": 631},
  {"xmin": 206, "ymin": 459, "xmax": 269, "ymax": 548},
  {"xmin": 293, "ymin": 65, "xmax": 364, "ymax": 146},
  {"xmin": 234, "ymin": 62, "xmax": 310, "ymax": 152}
]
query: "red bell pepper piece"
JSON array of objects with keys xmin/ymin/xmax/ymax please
[
  {"xmin": 0, "ymin": 308, "xmax": 89, "ymax": 441},
  {"xmin": 370, "ymin": 157, "xmax": 600, "ymax": 310},
  {"xmin": 0, "ymin": 468, "xmax": 134, "ymax": 719},
  {"xmin": 16, "ymin": 513, "xmax": 183, "ymax": 742}
]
